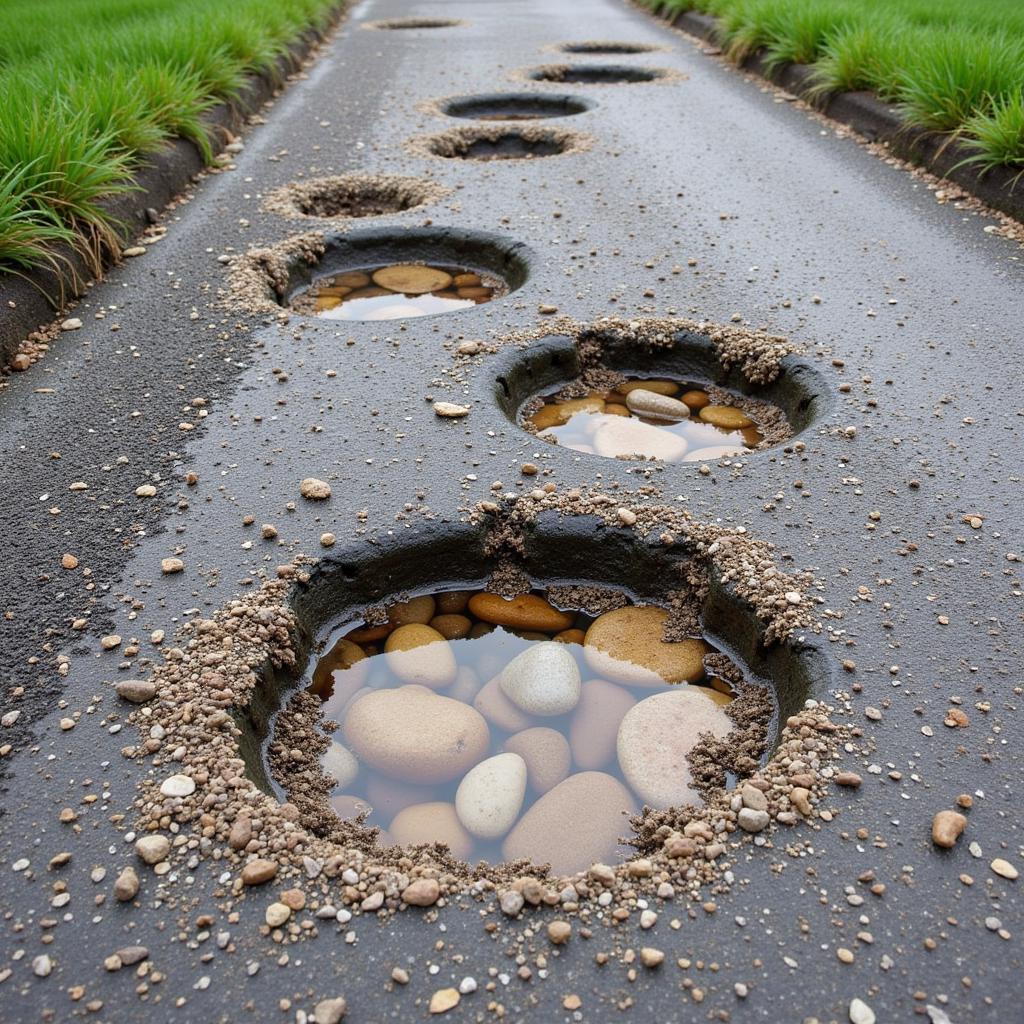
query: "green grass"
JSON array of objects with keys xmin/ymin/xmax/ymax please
[
  {"xmin": 647, "ymin": 0, "xmax": 1024, "ymax": 171},
  {"xmin": 0, "ymin": 0, "xmax": 340, "ymax": 277}
]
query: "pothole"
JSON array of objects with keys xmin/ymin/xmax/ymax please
[
  {"xmin": 263, "ymin": 174, "xmax": 450, "ymax": 221},
  {"xmin": 523, "ymin": 63, "xmax": 675, "ymax": 84},
  {"xmin": 556, "ymin": 41, "xmax": 662, "ymax": 54},
  {"xmin": 228, "ymin": 227, "xmax": 531, "ymax": 318},
  {"xmin": 410, "ymin": 124, "xmax": 591, "ymax": 161},
  {"xmin": 493, "ymin": 321, "xmax": 827, "ymax": 463},
  {"xmin": 438, "ymin": 92, "xmax": 592, "ymax": 121},
  {"xmin": 363, "ymin": 17, "xmax": 464, "ymax": 30}
]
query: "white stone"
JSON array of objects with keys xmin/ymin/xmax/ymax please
[
  {"xmin": 321, "ymin": 741, "xmax": 358, "ymax": 789},
  {"xmin": 455, "ymin": 753, "xmax": 527, "ymax": 839},
  {"xmin": 849, "ymin": 998, "xmax": 876, "ymax": 1024},
  {"xmin": 616, "ymin": 690, "xmax": 732, "ymax": 809},
  {"xmin": 160, "ymin": 774, "xmax": 196, "ymax": 798},
  {"xmin": 625, "ymin": 389, "xmax": 690, "ymax": 421},
  {"xmin": 499, "ymin": 642, "xmax": 581, "ymax": 716},
  {"xmin": 592, "ymin": 416, "xmax": 687, "ymax": 461}
]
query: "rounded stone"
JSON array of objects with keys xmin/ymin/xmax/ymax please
[
  {"xmin": 430, "ymin": 613, "xmax": 472, "ymax": 640},
  {"xmin": 160, "ymin": 773, "xmax": 196, "ymax": 798},
  {"xmin": 681, "ymin": 389, "xmax": 710, "ymax": 409},
  {"xmin": 473, "ymin": 676, "xmax": 533, "ymax": 733},
  {"xmin": 931, "ymin": 810, "xmax": 967, "ymax": 848},
  {"xmin": 499, "ymin": 642, "xmax": 581, "ymax": 716},
  {"xmin": 503, "ymin": 727, "xmax": 572, "ymax": 793},
  {"xmin": 624, "ymin": 388, "xmax": 691, "ymax": 422},
  {"xmin": 468, "ymin": 593, "xmax": 574, "ymax": 632},
  {"xmin": 265, "ymin": 902, "xmax": 291, "ymax": 927},
  {"xmin": 592, "ymin": 416, "xmax": 687, "ymax": 461},
  {"xmin": 502, "ymin": 772, "xmax": 635, "ymax": 874},
  {"xmin": 240, "ymin": 859, "xmax": 278, "ymax": 885},
  {"xmin": 532, "ymin": 397, "xmax": 605, "ymax": 430},
  {"xmin": 616, "ymin": 690, "xmax": 732, "ymax": 809},
  {"xmin": 384, "ymin": 623, "xmax": 457, "ymax": 688},
  {"xmin": 115, "ymin": 679, "xmax": 157, "ymax": 703},
  {"xmin": 584, "ymin": 606, "xmax": 708, "ymax": 686},
  {"xmin": 402, "ymin": 877, "xmax": 440, "ymax": 907},
  {"xmin": 300, "ymin": 477, "xmax": 331, "ymax": 500},
  {"xmin": 737, "ymin": 807, "xmax": 770, "ymax": 833},
  {"xmin": 455, "ymin": 753, "xmax": 527, "ymax": 838},
  {"xmin": 387, "ymin": 596, "xmax": 436, "ymax": 626},
  {"xmin": 699, "ymin": 405, "xmax": 753, "ymax": 429},
  {"xmin": 390, "ymin": 802, "xmax": 473, "ymax": 860},
  {"xmin": 344, "ymin": 686, "xmax": 489, "ymax": 783},
  {"xmin": 570, "ymin": 679, "xmax": 636, "ymax": 770},
  {"xmin": 134, "ymin": 835, "xmax": 170, "ymax": 865},
  {"xmin": 321, "ymin": 741, "xmax": 359, "ymax": 789},
  {"xmin": 615, "ymin": 380, "xmax": 678, "ymax": 396},
  {"xmin": 436, "ymin": 590, "xmax": 472, "ymax": 614}
]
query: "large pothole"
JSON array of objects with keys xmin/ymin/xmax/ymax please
[
  {"xmin": 410, "ymin": 123, "xmax": 591, "ymax": 161},
  {"xmin": 492, "ymin": 320, "xmax": 827, "ymax": 463},
  {"xmin": 234, "ymin": 508, "xmax": 830, "ymax": 880},
  {"xmin": 439, "ymin": 92, "xmax": 593, "ymax": 121},
  {"xmin": 228, "ymin": 227, "xmax": 532, "ymax": 319},
  {"xmin": 263, "ymin": 174, "xmax": 450, "ymax": 221},
  {"xmin": 524, "ymin": 63, "xmax": 674, "ymax": 84}
]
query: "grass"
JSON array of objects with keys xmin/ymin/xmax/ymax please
[
  {"xmin": 646, "ymin": 0, "xmax": 1024, "ymax": 171},
  {"xmin": 0, "ymin": 0, "xmax": 340, "ymax": 278}
]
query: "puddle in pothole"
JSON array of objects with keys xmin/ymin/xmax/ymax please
[
  {"xmin": 441, "ymin": 92, "xmax": 592, "ymax": 121},
  {"xmin": 525, "ymin": 377, "xmax": 764, "ymax": 463},
  {"xmin": 526, "ymin": 63, "xmax": 670, "ymax": 84},
  {"xmin": 290, "ymin": 263, "xmax": 502, "ymax": 321},
  {"xmin": 295, "ymin": 587, "xmax": 767, "ymax": 873}
]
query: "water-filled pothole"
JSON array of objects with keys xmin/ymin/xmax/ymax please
[
  {"xmin": 292, "ymin": 263, "xmax": 503, "ymax": 321},
  {"xmin": 364, "ymin": 17, "xmax": 464, "ymax": 30},
  {"xmin": 413, "ymin": 124, "xmax": 590, "ymax": 161},
  {"xmin": 298, "ymin": 587, "xmax": 746, "ymax": 870},
  {"xmin": 525, "ymin": 63, "xmax": 671, "ymax": 84},
  {"xmin": 557, "ymin": 41, "xmax": 661, "ymax": 54},
  {"xmin": 494, "ymin": 322, "xmax": 827, "ymax": 463},
  {"xmin": 526, "ymin": 376, "xmax": 768, "ymax": 463},
  {"xmin": 263, "ymin": 174, "xmax": 449, "ymax": 221},
  {"xmin": 440, "ymin": 92, "xmax": 592, "ymax": 121},
  {"xmin": 258, "ymin": 228, "xmax": 531, "ymax": 320}
]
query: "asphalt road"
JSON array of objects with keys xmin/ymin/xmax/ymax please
[{"xmin": 1, "ymin": 0, "xmax": 1021, "ymax": 1020}]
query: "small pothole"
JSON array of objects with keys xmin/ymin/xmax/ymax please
[
  {"xmin": 492, "ymin": 321, "xmax": 827, "ymax": 463},
  {"xmin": 364, "ymin": 17, "xmax": 464, "ymax": 30},
  {"xmin": 524, "ymin": 63, "xmax": 674, "ymax": 84},
  {"xmin": 556, "ymin": 40, "xmax": 661, "ymax": 54},
  {"xmin": 439, "ymin": 92, "xmax": 592, "ymax": 121},
  {"xmin": 229, "ymin": 227, "xmax": 532, "ymax": 320},
  {"xmin": 263, "ymin": 174, "xmax": 449, "ymax": 221},
  {"xmin": 411, "ymin": 124, "xmax": 591, "ymax": 161}
]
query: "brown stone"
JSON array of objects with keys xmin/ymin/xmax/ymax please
[
  {"xmin": 241, "ymin": 858, "xmax": 278, "ymax": 885},
  {"xmin": 467, "ymin": 592, "xmax": 574, "ymax": 632},
  {"xmin": 931, "ymin": 810, "xmax": 967, "ymax": 849},
  {"xmin": 402, "ymin": 877, "xmax": 441, "ymax": 907},
  {"xmin": 503, "ymin": 727, "xmax": 571, "ymax": 794}
]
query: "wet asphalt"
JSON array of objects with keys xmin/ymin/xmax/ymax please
[{"xmin": 0, "ymin": 0, "xmax": 1022, "ymax": 1020}]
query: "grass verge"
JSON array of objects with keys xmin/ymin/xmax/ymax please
[
  {"xmin": 644, "ymin": 0, "xmax": 1024, "ymax": 172},
  {"xmin": 0, "ymin": 0, "xmax": 340, "ymax": 278}
]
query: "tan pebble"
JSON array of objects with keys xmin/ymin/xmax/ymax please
[
  {"xmin": 433, "ymin": 401, "xmax": 469, "ymax": 418},
  {"xmin": 624, "ymin": 388, "xmax": 690, "ymax": 422},
  {"xmin": 402, "ymin": 877, "xmax": 440, "ymax": 907},
  {"xmin": 429, "ymin": 614, "xmax": 471, "ymax": 640},
  {"xmin": 387, "ymin": 596, "xmax": 436, "ymax": 626},
  {"xmin": 320, "ymin": 532, "xmax": 336, "ymax": 547},
  {"xmin": 547, "ymin": 920, "xmax": 572, "ymax": 944},
  {"xmin": 584, "ymin": 606, "xmax": 708, "ymax": 686},
  {"xmin": 436, "ymin": 590, "xmax": 473, "ymax": 614},
  {"xmin": 429, "ymin": 988, "xmax": 461, "ymax": 1014},
  {"xmin": 161, "ymin": 557, "xmax": 184, "ymax": 574},
  {"xmin": 503, "ymin": 727, "xmax": 572, "ymax": 794},
  {"xmin": 241, "ymin": 859, "xmax": 278, "ymax": 885},
  {"xmin": 699, "ymin": 405, "xmax": 753, "ymax": 429},
  {"xmin": 391, "ymin": 803, "xmax": 473, "ymax": 860},
  {"xmin": 931, "ymin": 810, "xmax": 967, "ymax": 849},
  {"xmin": 468, "ymin": 592, "xmax": 573, "ymax": 632},
  {"xmin": 531, "ymin": 397, "xmax": 604, "ymax": 430},
  {"xmin": 790, "ymin": 787, "xmax": 812, "ymax": 816},
  {"xmin": 617, "ymin": 690, "xmax": 731, "ymax": 808},
  {"xmin": 615, "ymin": 380, "xmax": 678, "ymax": 396},
  {"xmin": 61, "ymin": 553, "xmax": 79, "ymax": 570},
  {"xmin": 836, "ymin": 771, "xmax": 863, "ymax": 787},
  {"xmin": 473, "ymin": 676, "xmax": 532, "ymax": 733},
  {"xmin": 570, "ymin": 679, "xmax": 635, "ymax": 770},
  {"xmin": 681, "ymin": 389, "xmax": 710, "ymax": 410},
  {"xmin": 991, "ymin": 858, "xmax": 1019, "ymax": 881},
  {"xmin": 313, "ymin": 997, "xmax": 347, "ymax": 1024},
  {"xmin": 564, "ymin": 995, "xmax": 582, "ymax": 1010},
  {"xmin": 345, "ymin": 686, "xmax": 489, "ymax": 783},
  {"xmin": 300, "ymin": 477, "xmax": 331, "ymax": 500},
  {"xmin": 384, "ymin": 624, "xmax": 456, "ymax": 688},
  {"xmin": 640, "ymin": 947, "xmax": 665, "ymax": 968},
  {"xmin": 502, "ymin": 772, "xmax": 634, "ymax": 874},
  {"xmin": 114, "ymin": 868, "xmax": 139, "ymax": 902},
  {"xmin": 265, "ymin": 902, "xmax": 291, "ymax": 927}
]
